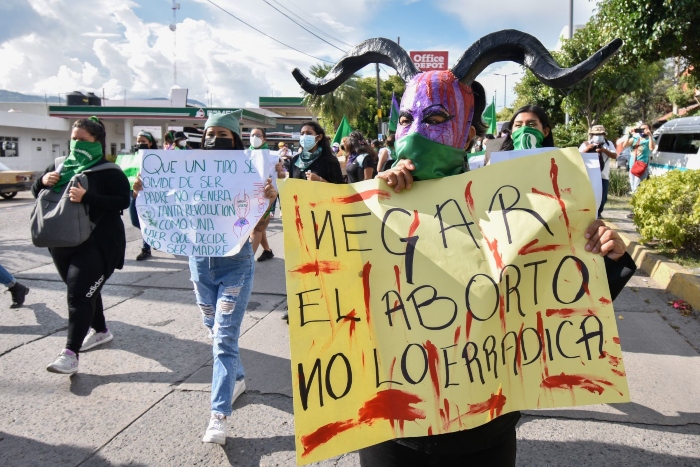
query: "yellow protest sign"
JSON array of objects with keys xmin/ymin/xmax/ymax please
[{"xmin": 279, "ymin": 148, "xmax": 629, "ymax": 465}]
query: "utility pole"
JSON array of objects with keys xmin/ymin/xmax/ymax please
[
  {"xmin": 565, "ymin": 0, "xmax": 573, "ymax": 125},
  {"xmin": 494, "ymin": 72, "xmax": 518, "ymax": 109},
  {"xmin": 376, "ymin": 63, "xmax": 382, "ymax": 138},
  {"xmin": 170, "ymin": 1, "xmax": 180, "ymax": 87}
]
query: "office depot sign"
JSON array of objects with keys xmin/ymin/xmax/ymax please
[{"xmin": 410, "ymin": 51, "xmax": 449, "ymax": 70}]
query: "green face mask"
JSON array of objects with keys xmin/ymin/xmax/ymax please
[
  {"xmin": 53, "ymin": 140, "xmax": 103, "ymax": 191},
  {"xmin": 394, "ymin": 132, "xmax": 466, "ymax": 181},
  {"xmin": 512, "ymin": 126, "xmax": 545, "ymax": 150}
]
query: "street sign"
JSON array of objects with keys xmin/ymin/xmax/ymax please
[{"xmin": 409, "ymin": 51, "xmax": 449, "ymax": 71}]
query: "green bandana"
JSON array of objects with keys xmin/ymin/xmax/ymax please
[
  {"xmin": 249, "ymin": 142, "xmax": 269, "ymax": 150},
  {"xmin": 295, "ymin": 147, "xmax": 323, "ymax": 171},
  {"xmin": 512, "ymin": 126, "xmax": 544, "ymax": 150},
  {"xmin": 394, "ymin": 132, "xmax": 466, "ymax": 181},
  {"xmin": 53, "ymin": 140, "xmax": 103, "ymax": 191}
]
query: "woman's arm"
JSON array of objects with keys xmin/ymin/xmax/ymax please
[{"xmin": 31, "ymin": 164, "xmax": 56, "ymax": 198}]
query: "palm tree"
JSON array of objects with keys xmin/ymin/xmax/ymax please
[{"xmin": 302, "ymin": 63, "xmax": 363, "ymax": 131}]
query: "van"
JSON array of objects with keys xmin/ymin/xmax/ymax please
[{"xmin": 650, "ymin": 116, "xmax": 700, "ymax": 175}]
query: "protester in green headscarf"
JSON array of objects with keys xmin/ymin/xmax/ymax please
[
  {"xmin": 499, "ymin": 105, "xmax": 554, "ymax": 151},
  {"xmin": 32, "ymin": 117, "xmax": 130, "ymax": 376}
]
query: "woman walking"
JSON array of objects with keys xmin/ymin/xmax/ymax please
[
  {"xmin": 32, "ymin": 117, "xmax": 130, "ymax": 375},
  {"xmin": 131, "ymin": 131, "xmax": 158, "ymax": 261}
]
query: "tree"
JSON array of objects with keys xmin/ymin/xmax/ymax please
[
  {"xmin": 512, "ymin": 68, "xmax": 566, "ymax": 125},
  {"xmin": 302, "ymin": 64, "xmax": 363, "ymax": 131},
  {"xmin": 559, "ymin": 18, "xmax": 658, "ymax": 129},
  {"xmin": 615, "ymin": 61, "xmax": 672, "ymax": 125},
  {"xmin": 353, "ymin": 74, "xmax": 406, "ymax": 139},
  {"xmin": 596, "ymin": 0, "xmax": 700, "ymax": 78},
  {"xmin": 496, "ymin": 107, "xmax": 515, "ymax": 123}
]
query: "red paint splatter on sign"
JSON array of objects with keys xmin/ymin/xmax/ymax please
[
  {"xmin": 464, "ymin": 388, "xmax": 507, "ymax": 419},
  {"xmin": 362, "ymin": 262, "xmax": 372, "ymax": 324},
  {"xmin": 545, "ymin": 308, "xmax": 596, "ymax": 318},
  {"xmin": 549, "ymin": 158, "xmax": 574, "ymax": 251},
  {"xmin": 331, "ymin": 189, "xmax": 391, "ymax": 204},
  {"xmin": 301, "ymin": 419, "xmax": 357, "ymax": 456},
  {"xmin": 358, "ymin": 389, "xmax": 426, "ymax": 425},
  {"xmin": 344, "ymin": 309, "xmax": 358, "ymax": 337},
  {"xmin": 290, "ymin": 260, "xmax": 341, "ymax": 276},
  {"xmin": 424, "ymin": 340, "xmax": 441, "ymax": 397},
  {"xmin": 454, "ymin": 326, "xmax": 461, "ymax": 345},
  {"xmin": 599, "ymin": 296, "xmax": 612, "ymax": 305},
  {"xmin": 394, "ymin": 265, "xmax": 401, "ymax": 294},
  {"xmin": 540, "ymin": 373, "xmax": 612, "ymax": 395},
  {"xmin": 518, "ymin": 239, "xmax": 564, "ymax": 255},
  {"xmin": 612, "ymin": 369, "xmax": 626, "ymax": 377},
  {"xmin": 612, "ymin": 337, "xmax": 620, "ymax": 344},
  {"xmin": 408, "ymin": 210, "xmax": 420, "ymax": 238}
]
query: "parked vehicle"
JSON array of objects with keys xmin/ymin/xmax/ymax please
[
  {"xmin": 0, "ymin": 161, "xmax": 35, "ymax": 199},
  {"xmin": 650, "ymin": 116, "xmax": 700, "ymax": 176},
  {"xmin": 616, "ymin": 153, "xmax": 629, "ymax": 170}
]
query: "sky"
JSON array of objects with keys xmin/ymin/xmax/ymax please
[{"xmin": 0, "ymin": 0, "xmax": 598, "ymax": 110}]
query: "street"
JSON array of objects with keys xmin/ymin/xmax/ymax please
[{"xmin": 1, "ymin": 191, "xmax": 699, "ymax": 466}]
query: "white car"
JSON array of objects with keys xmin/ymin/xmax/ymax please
[{"xmin": 650, "ymin": 117, "xmax": 700, "ymax": 175}]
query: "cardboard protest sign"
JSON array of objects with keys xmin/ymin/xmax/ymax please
[
  {"xmin": 279, "ymin": 148, "xmax": 629, "ymax": 465},
  {"xmin": 115, "ymin": 153, "xmax": 141, "ymax": 189},
  {"xmin": 135, "ymin": 149, "xmax": 274, "ymax": 256}
]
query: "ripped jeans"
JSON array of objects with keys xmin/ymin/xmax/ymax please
[{"xmin": 189, "ymin": 240, "xmax": 255, "ymax": 416}]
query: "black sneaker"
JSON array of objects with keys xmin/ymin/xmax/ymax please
[
  {"xmin": 8, "ymin": 282, "xmax": 29, "ymax": 309},
  {"xmin": 136, "ymin": 248, "xmax": 152, "ymax": 261},
  {"xmin": 257, "ymin": 249, "xmax": 274, "ymax": 262}
]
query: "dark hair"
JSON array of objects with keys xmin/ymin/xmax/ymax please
[
  {"xmin": 470, "ymin": 81, "xmax": 488, "ymax": 138},
  {"xmin": 252, "ymin": 127, "xmax": 267, "ymax": 138},
  {"xmin": 164, "ymin": 131, "xmax": 174, "ymax": 144},
  {"xmin": 385, "ymin": 134, "xmax": 395, "ymax": 148},
  {"xmin": 499, "ymin": 104, "xmax": 555, "ymax": 151},
  {"xmin": 137, "ymin": 131, "xmax": 158, "ymax": 149},
  {"xmin": 348, "ymin": 136, "xmax": 377, "ymax": 163},
  {"xmin": 73, "ymin": 117, "xmax": 106, "ymax": 155},
  {"xmin": 300, "ymin": 121, "xmax": 333, "ymax": 158}
]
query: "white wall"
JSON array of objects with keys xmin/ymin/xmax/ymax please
[{"xmin": 0, "ymin": 125, "xmax": 69, "ymax": 172}]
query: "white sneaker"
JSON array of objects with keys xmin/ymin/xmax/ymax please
[
  {"xmin": 46, "ymin": 349, "xmax": 79, "ymax": 375},
  {"xmin": 232, "ymin": 379, "xmax": 246, "ymax": 406},
  {"xmin": 202, "ymin": 412, "xmax": 227, "ymax": 444},
  {"xmin": 81, "ymin": 328, "xmax": 113, "ymax": 351}
]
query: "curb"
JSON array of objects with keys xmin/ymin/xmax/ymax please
[{"xmin": 607, "ymin": 220, "xmax": 700, "ymax": 311}]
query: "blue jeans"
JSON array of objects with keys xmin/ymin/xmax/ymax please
[
  {"xmin": 0, "ymin": 263, "xmax": 16, "ymax": 287},
  {"xmin": 129, "ymin": 195, "xmax": 150, "ymax": 251},
  {"xmin": 189, "ymin": 240, "xmax": 255, "ymax": 416}
]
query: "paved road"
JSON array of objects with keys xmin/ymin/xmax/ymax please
[{"xmin": 1, "ymin": 192, "xmax": 699, "ymax": 466}]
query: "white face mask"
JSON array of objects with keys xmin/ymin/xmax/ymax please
[
  {"xmin": 591, "ymin": 135, "xmax": 605, "ymax": 144},
  {"xmin": 177, "ymin": 139, "xmax": 187, "ymax": 148},
  {"xmin": 250, "ymin": 135, "xmax": 263, "ymax": 148}
]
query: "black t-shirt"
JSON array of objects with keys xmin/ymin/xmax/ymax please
[
  {"xmin": 346, "ymin": 153, "xmax": 376, "ymax": 183},
  {"xmin": 289, "ymin": 152, "xmax": 345, "ymax": 184}
]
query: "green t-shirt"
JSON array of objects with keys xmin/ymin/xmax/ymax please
[{"xmin": 630, "ymin": 136, "xmax": 651, "ymax": 164}]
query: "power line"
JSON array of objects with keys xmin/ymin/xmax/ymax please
[
  {"xmin": 204, "ymin": 0, "xmax": 334, "ymax": 64},
  {"xmin": 266, "ymin": 0, "xmax": 355, "ymax": 48},
  {"xmin": 259, "ymin": 0, "xmax": 347, "ymax": 53}
]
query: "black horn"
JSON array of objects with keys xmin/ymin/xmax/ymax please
[
  {"xmin": 451, "ymin": 29, "xmax": 623, "ymax": 88},
  {"xmin": 292, "ymin": 38, "xmax": 420, "ymax": 95}
]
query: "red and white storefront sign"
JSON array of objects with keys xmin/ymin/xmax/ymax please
[{"xmin": 409, "ymin": 51, "xmax": 449, "ymax": 71}]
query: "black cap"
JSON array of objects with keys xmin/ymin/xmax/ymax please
[{"xmin": 174, "ymin": 131, "xmax": 187, "ymax": 140}]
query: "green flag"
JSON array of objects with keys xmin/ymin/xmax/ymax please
[
  {"xmin": 388, "ymin": 93, "xmax": 400, "ymax": 133},
  {"xmin": 115, "ymin": 153, "xmax": 141, "ymax": 189},
  {"xmin": 482, "ymin": 97, "xmax": 497, "ymax": 136},
  {"xmin": 332, "ymin": 116, "xmax": 353, "ymax": 145}
]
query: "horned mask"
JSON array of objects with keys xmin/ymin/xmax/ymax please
[{"xmin": 293, "ymin": 30, "xmax": 622, "ymax": 151}]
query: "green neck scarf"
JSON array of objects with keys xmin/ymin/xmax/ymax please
[
  {"xmin": 295, "ymin": 147, "xmax": 323, "ymax": 170},
  {"xmin": 53, "ymin": 140, "xmax": 103, "ymax": 191},
  {"xmin": 394, "ymin": 132, "xmax": 466, "ymax": 181},
  {"xmin": 249, "ymin": 142, "xmax": 270, "ymax": 150},
  {"xmin": 512, "ymin": 126, "xmax": 544, "ymax": 150}
]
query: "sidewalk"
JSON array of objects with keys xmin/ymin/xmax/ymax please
[{"xmin": 0, "ymin": 192, "xmax": 699, "ymax": 466}]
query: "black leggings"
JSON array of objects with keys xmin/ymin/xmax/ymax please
[
  {"xmin": 358, "ymin": 429, "xmax": 516, "ymax": 467},
  {"xmin": 50, "ymin": 237, "xmax": 109, "ymax": 354}
]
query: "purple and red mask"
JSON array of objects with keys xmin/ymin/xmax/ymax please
[{"xmin": 396, "ymin": 71, "xmax": 475, "ymax": 150}]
